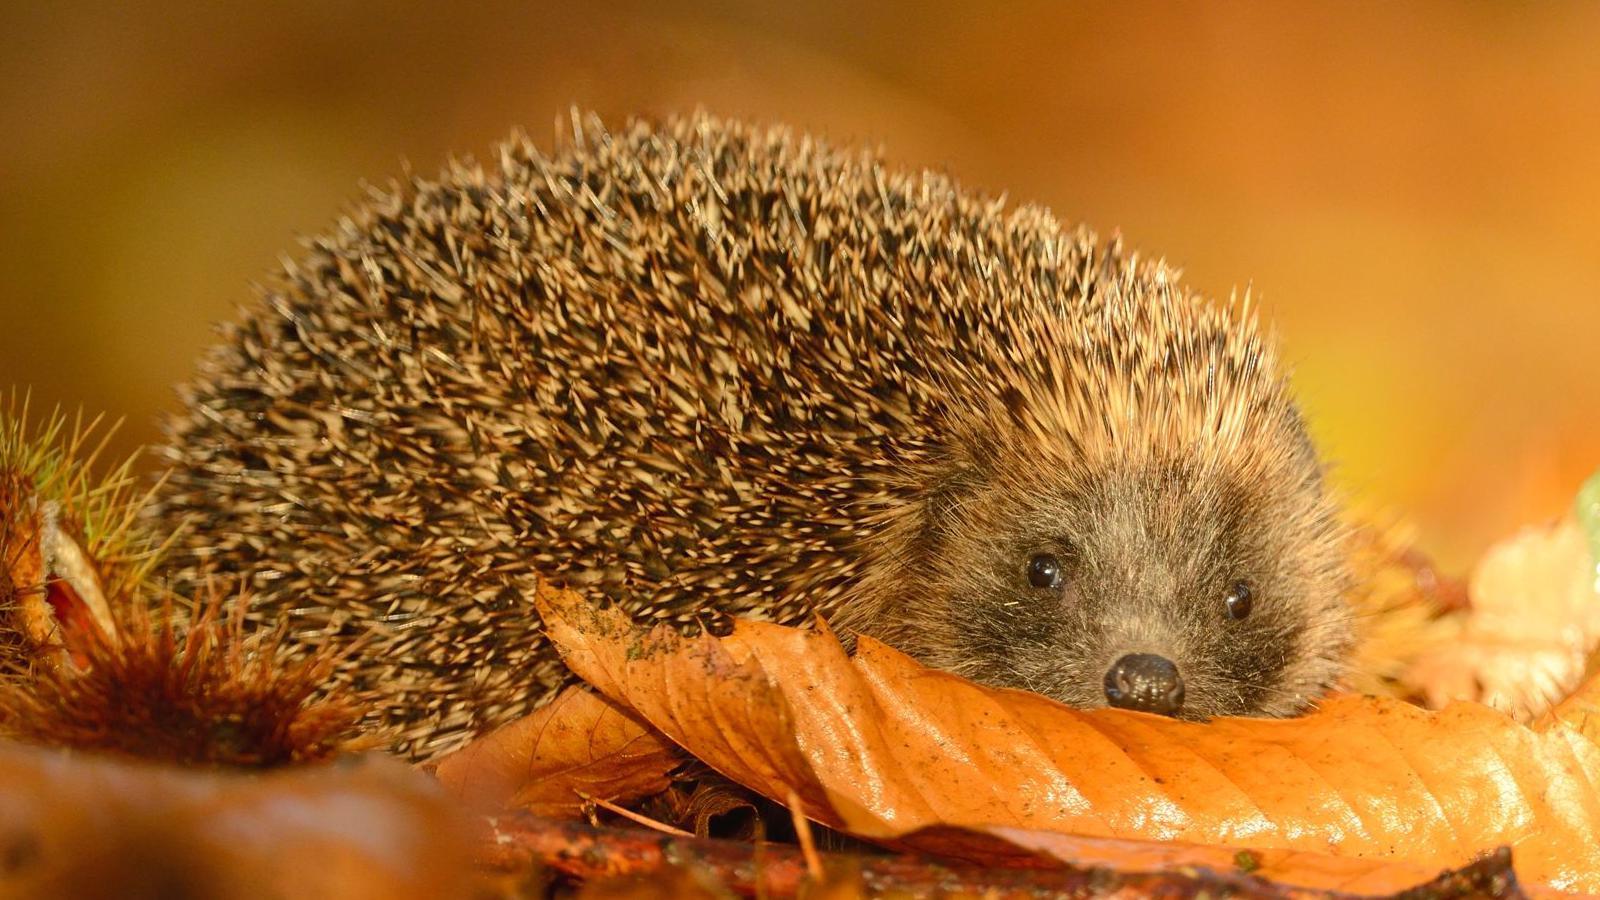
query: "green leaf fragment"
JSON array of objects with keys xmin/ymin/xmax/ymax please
[{"xmin": 1577, "ymin": 468, "xmax": 1600, "ymax": 592}]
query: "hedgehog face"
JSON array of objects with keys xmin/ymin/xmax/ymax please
[{"xmin": 882, "ymin": 446, "xmax": 1350, "ymax": 720}]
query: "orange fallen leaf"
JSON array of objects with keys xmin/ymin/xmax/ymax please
[
  {"xmin": 0, "ymin": 740, "xmax": 477, "ymax": 899},
  {"xmin": 1538, "ymin": 657, "xmax": 1600, "ymax": 736},
  {"xmin": 432, "ymin": 684, "xmax": 682, "ymax": 817},
  {"xmin": 535, "ymin": 581, "xmax": 1600, "ymax": 894}
]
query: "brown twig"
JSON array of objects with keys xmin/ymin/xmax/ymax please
[
  {"xmin": 784, "ymin": 789, "xmax": 822, "ymax": 882},
  {"xmin": 580, "ymin": 791, "xmax": 694, "ymax": 837}
]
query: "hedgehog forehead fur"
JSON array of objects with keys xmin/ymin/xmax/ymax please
[{"xmin": 149, "ymin": 110, "xmax": 1353, "ymax": 760}]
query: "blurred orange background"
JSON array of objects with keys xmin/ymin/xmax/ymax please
[{"xmin": 2, "ymin": 1, "xmax": 1597, "ymax": 569}]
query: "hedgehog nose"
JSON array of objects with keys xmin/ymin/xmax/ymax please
[{"xmin": 1104, "ymin": 653, "xmax": 1185, "ymax": 716}]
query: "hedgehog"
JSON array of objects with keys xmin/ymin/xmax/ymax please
[{"xmin": 146, "ymin": 111, "xmax": 1353, "ymax": 761}]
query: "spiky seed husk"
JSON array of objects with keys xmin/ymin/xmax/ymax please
[
  {"xmin": 0, "ymin": 590, "xmax": 366, "ymax": 767},
  {"xmin": 0, "ymin": 399, "xmax": 361, "ymax": 765}
]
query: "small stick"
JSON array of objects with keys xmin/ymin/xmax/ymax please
[
  {"xmin": 579, "ymin": 791, "xmax": 693, "ymax": 838},
  {"xmin": 785, "ymin": 790, "xmax": 823, "ymax": 883}
]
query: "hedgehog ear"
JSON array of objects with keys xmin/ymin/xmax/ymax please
[{"xmin": 1282, "ymin": 402, "xmax": 1325, "ymax": 489}]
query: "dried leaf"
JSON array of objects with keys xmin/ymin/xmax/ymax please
[
  {"xmin": 433, "ymin": 684, "xmax": 681, "ymax": 816},
  {"xmin": 536, "ymin": 582, "xmax": 1600, "ymax": 894},
  {"xmin": 1406, "ymin": 516, "xmax": 1600, "ymax": 719},
  {"xmin": 647, "ymin": 775, "xmax": 762, "ymax": 839},
  {"xmin": 0, "ymin": 740, "xmax": 477, "ymax": 899}
]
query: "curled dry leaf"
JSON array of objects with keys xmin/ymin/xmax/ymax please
[
  {"xmin": 1405, "ymin": 516, "xmax": 1600, "ymax": 720},
  {"xmin": 0, "ymin": 740, "xmax": 477, "ymax": 899},
  {"xmin": 432, "ymin": 684, "xmax": 681, "ymax": 816},
  {"xmin": 535, "ymin": 582, "xmax": 1600, "ymax": 894},
  {"xmin": 643, "ymin": 773, "xmax": 763, "ymax": 839}
]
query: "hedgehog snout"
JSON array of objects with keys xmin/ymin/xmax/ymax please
[{"xmin": 1103, "ymin": 653, "xmax": 1185, "ymax": 716}]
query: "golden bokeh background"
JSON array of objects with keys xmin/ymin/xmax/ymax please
[{"xmin": 2, "ymin": 2, "xmax": 1597, "ymax": 569}]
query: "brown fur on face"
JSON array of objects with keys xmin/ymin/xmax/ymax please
[{"xmin": 861, "ymin": 441, "xmax": 1351, "ymax": 718}]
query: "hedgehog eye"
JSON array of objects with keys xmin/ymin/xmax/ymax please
[
  {"xmin": 1026, "ymin": 554, "xmax": 1063, "ymax": 590},
  {"xmin": 1224, "ymin": 581, "xmax": 1254, "ymax": 620}
]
